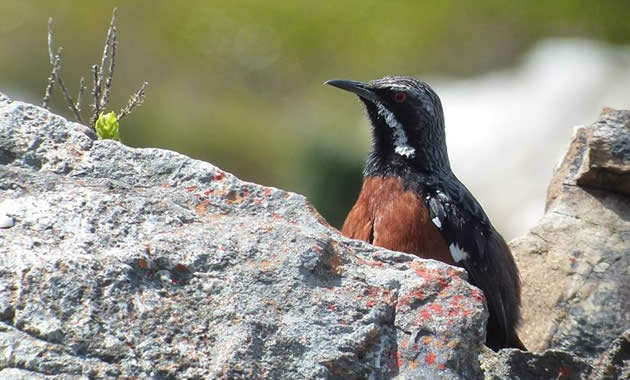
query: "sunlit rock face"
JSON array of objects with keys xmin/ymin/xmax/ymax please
[
  {"xmin": 1, "ymin": 89, "xmax": 629, "ymax": 379},
  {"xmin": 0, "ymin": 93, "xmax": 486, "ymax": 379},
  {"xmin": 511, "ymin": 108, "xmax": 630, "ymax": 357}
]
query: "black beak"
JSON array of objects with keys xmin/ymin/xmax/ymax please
[{"xmin": 325, "ymin": 79, "xmax": 380, "ymax": 104}]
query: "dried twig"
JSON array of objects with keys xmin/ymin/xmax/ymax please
[
  {"xmin": 54, "ymin": 49, "xmax": 83, "ymax": 123},
  {"xmin": 47, "ymin": 18, "xmax": 55, "ymax": 63},
  {"xmin": 76, "ymin": 76, "xmax": 86, "ymax": 113},
  {"xmin": 118, "ymin": 82, "xmax": 147, "ymax": 121},
  {"xmin": 42, "ymin": 17, "xmax": 83, "ymax": 122},
  {"xmin": 42, "ymin": 18, "xmax": 57, "ymax": 109},
  {"xmin": 91, "ymin": 8, "xmax": 118, "ymax": 126},
  {"xmin": 42, "ymin": 56, "xmax": 59, "ymax": 110},
  {"xmin": 91, "ymin": 64, "xmax": 101, "ymax": 126},
  {"xmin": 101, "ymin": 24, "xmax": 117, "ymax": 110},
  {"xmin": 43, "ymin": 8, "xmax": 147, "ymax": 131},
  {"xmin": 97, "ymin": 8, "xmax": 117, "ymax": 109}
]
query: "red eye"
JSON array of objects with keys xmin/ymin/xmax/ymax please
[{"xmin": 393, "ymin": 92, "xmax": 407, "ymax": 103}]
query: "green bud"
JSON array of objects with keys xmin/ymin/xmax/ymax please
[{"xmin": 95, "ymin": 111, "xmax": 121, "ymax": 141}]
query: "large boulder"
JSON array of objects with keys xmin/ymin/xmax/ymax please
[
  {"xmin": 512, "ymin": 108, "xmax": 630, "ymax": 359},
  {"xmin": 480, "ymin": 328, "xmax": 630, "ymax": 380},
  {"xmin": 480, "ymin": 348, "xmax": 593, "ymax": 380},
  {"xmin": 0, "ymin": 93, "xmax": 487, "ymax": 379},
  {"xmin": 2, "ymin": 92, "xmax": 628, "ymax": 379},
  {"xmin": 589, "ymin": 329, "xmax": 630, "ymax": 379},
  {"xmin": 472, "ymin": 108, "xmax": 630, "ymax": 380}
]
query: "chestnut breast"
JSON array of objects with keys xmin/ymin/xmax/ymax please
[{"xmin": 342, "ymin": 176, "xmax": 455, "ymax": 266}]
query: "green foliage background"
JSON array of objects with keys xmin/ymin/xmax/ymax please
[{"xmin": 1, "ymin": 1, "xmax": 630, "ymax": 231}]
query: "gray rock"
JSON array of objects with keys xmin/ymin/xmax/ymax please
[
  {"xmin": 590, "ymin": 329, "xmax": 630, "ymax": 380},
  {"xmin": 0, "ymin": 92, "xmax": 487, "ymax": 379},
  {"xmin": 574, "ymin": 108, "xmax": 630, "ymax": 196},
  {"xmin": 480, "ymin": 328, "xmax": 630, "ymax": 380},
  {"xmin": 0, "ymin": 215, "xmax": 14, "ymax": 229},
  {"xmin": 0, "ymin": 92, "xmax": 10, "ymax": 108},
  {"xmin": 513, "ymin": 108, "xmax": 630, "ymax": 358},
  {"xmin": 480, "ymin": 348, "xmax": 593, "ymax": 380},
  {"xmin": 0, "ymin": 367, "xmax": 73, "ymax": 379}
]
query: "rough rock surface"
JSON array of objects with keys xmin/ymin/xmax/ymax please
[
  {"xmin": 480, "ymin": 348, "xmax": 593, "ymax": 380},
  {"xmin": 480, "ymin": 328, "xmax": 630, "ymax": 380},
  {"xmin": 512, "ymin": 108, "xmax": 630, "ymax": 358},
  {"xmin": 0, "ymin": 93, "xmax": 488, "ymax": 378},
  {"xmin": 590, "ymin": 329, "xmax": 630, "ymax": 379},
  {"xmin": 3, "ymin": 92, "xmax": 629, "ymax": 380}
]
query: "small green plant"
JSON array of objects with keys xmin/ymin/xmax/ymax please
[
  {"xmin": 95, "ymin": 112, "xmax": 120, "ymax": 141},
  {"xmin": 42, "ymin": 8, "xmax": 147, "ymax": 142}
]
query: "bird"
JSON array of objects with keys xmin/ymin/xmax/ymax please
[{"xmin": 325, "ymin": 76, "xmax": 525, "ymax": 351}]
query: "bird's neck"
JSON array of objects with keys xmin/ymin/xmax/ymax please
[{"xmin": 364, "ymin": 140, "xmax": 452, "ymax": 179}]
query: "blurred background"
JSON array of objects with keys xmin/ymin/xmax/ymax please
[{"xmin": 2, "ymin": 1, "xmax": 629, "ymax": 239}]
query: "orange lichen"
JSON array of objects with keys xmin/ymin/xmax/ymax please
[
  {"xmin": 356, "ymin": 258, "xmax": 385, "ymax": 268},
  {"xmin": 137, "ymin": 258, "xmax": 149, "ymax": 269},
  {"xmin": 420, "ymin": 310, "xmax": 431, "ymax": 321},
  {"xmin": 174, "ymin": 263, "xmax": 188, "ymax": 272},
  {"xmin": 393, "ymin": 351, "xmax": 403, "ymax": 368},
  {"xmin": 425, "ymin": 352, "xmax": 436, "ymax": 365},
  {"xmin": 398, "ymin": 288, "xmax": 426, "ymax": 308},
  {"xmin": 195, "ymin": 200, "xmax": 210, "ymax": 215},
  {"xmin": 471, "ymin": 288, "xmax": 484, "ymax": 302},
  {"xmin": 429, "ymin": 303, "xmax": 444, "ymax": 315},
  {"xmin": 400, "ymin": 339, "xmax": 409, "ymax": 349}
]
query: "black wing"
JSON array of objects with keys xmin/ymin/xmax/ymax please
[{"xmin": 424, "ymin": 177, "xmax": 524, "ymax": 350}]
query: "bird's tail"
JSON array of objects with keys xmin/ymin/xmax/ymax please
[{"xmin": 508, "ymin": 332, "xmax": 527, "ymax": 351}]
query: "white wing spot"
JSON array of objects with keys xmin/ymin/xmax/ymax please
[
  {"xmin": 449, "ymin": 243, "xmax": 469, "ymax": 263},
  {"xmin": 431, "ymin": 217, "xmax": 442, "ymax": 229},
  {"xmin": 375, "ymin": 102, "xmax": 416, "ymax": 158}
]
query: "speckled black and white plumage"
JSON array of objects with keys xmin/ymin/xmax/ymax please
[
  {"xmin": 423, "ymin": 175, "xmax": 524, "ymax": 351},
  {"xmin": 327, "ymin": 76, "xmax": 525, "ymax": 351}
]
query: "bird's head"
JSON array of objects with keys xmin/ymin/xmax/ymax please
[{"xmin": 326, "ymin": 76, "xmax": 450, "ymax": 175}]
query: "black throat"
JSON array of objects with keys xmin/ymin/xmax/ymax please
[{"xmin": 362, "ymin": 101, "xmax": 452, "ymax": 181}]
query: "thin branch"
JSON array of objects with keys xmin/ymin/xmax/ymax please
[
  {"xmin": 54, "ymin": 49, "xmax": 83, "ymax": 123},
  {"xmin": 47, "ymin": 17, "xmax": 55, "ymax": 64},
  {"xmin": 97, "ymin": 8, "xmax": 117, "ymax": 109},
  {"xmin": 43, "ymin": 8, "xmax": 145, "ymax": 129},
  {"xmin": 42, "ymin": 18, "xmax": 82, "ymax": 122},
  {"xmin": 76, "ymin": 76, "xmax": 86, "ymax": 113},
  {"xmin": 42, "ymin": 52, "xmax": 60, "ymax": 109},
  {"xmin": 42, "ymin": 18, "xmax": 56, "ymax": 109},
  {"xmin": 91, "ymin": 64, "xmax": 101, "ymax": 127},
  {"xmin": 118, "ymin": 82, "xmax": 148, "ymax": 121},
  {"xmin": 101, "ymin": 25, "xmax": 117, "ymax": 109}
]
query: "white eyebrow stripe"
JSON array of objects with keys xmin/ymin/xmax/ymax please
[
  {"xmin": 374, "ymin": 102, "xmax": 416, "ymax": 158},
  {"xmin": 382, "ymin": 83, "xmax": 412, "ymax": 91}
]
